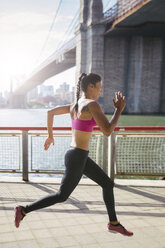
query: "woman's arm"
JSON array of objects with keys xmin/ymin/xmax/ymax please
[
  {"xmin": 89, "ymin": 92, "xmax": 126, "ymax": 136},
  {"xmin": 47, "ymin": 105, "xmax": 70, "ymax": 138},
  {"xmin": 44, "ymin": 104, "xmax": 71, "ymax": 150}
]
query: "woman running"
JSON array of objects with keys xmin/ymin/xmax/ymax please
[{"xmin": 15, "ymin": 73, "xmax": 133, "ymax": 236}]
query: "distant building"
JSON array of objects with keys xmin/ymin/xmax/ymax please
[
  {"xmin": 0, "ymin": 92, "xmax": 3, "ymax": 100},
  {"xmin": 56, "ymin": 82, "xmax": 69, "ymax": 94},
  {"xmin": 39, "ymin": 85, "xmax": 54, "ymax": 97},
  {"xmin": 27, "ymin": 82, "xmax": 74, "ymax": 108},
  {"xmin": 55, "ymin": 82, "xmax": 73, "ymax": 104},
  {"xmin": 4, "ymin": 90, "xmax": 10, "ymax": 100},
  {"xmin": 0, "ymin": 92, "xmax": 6, "ymax": 106}
]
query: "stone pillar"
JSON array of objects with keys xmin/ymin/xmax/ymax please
[
  {"xmin": 159, "ymin": 38, "xmax": 165, "ymax": 113},
  {"xmin": 137, "ymin": 37, "xmax": 163, "ymax": 113},
  {"xmin": 126, "ymin": 36, "xmax": 143, "ymax": 113},
  {"xmin": 75, "ymin": 0, "xmax": 105, "ymax": 81},
  {"xmin": 9, "ymin": 93, "xmax": 27, "ymax": 108},
  {"xmin": 104, "ymin": 35, "xmax": 164, "ymax": 114},
  {"xmin": 104, "ymin": 36, "xmax": 127, "ymax": 113},
  {"xmin": 126, "ymin": 36, "xmax": 163, "ymax": 113}
]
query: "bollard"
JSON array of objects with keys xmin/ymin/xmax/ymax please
[
  {"xmin": 108, "ymin": 132, "xmax": 116, "ymax": 181},
  {"xmin": 102, "ymin": 135, "xmax": 108, "ymax": 173},
  {"xmin": 22, "ymin": 130, "xmax": 29, "ymax": 181}
]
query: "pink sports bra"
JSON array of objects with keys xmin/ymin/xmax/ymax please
[{"xmin": 72, "ymin": 117, "xmax": 97, "ymax": 132}]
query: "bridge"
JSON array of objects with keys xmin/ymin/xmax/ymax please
[
  {"xmin": 9, "ymin": 38, "xmax": 76, "ymax": 108},
  {"xmin": 10, "ymin": 0, "xmax": 165, "ymax": 114}
]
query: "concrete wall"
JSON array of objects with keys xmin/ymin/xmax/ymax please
[
  {"xmin": 104, "ymin": 36, "xmax": 165, "ymax": 113},
  {"xmin": 104, "ymin": 37, "xmax": 126, "ymax": 113},
  {"xmin": 159, "ymin": 38, "xmax": 165, "ymax": 113}
]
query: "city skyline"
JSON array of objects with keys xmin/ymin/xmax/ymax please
[
  {"xmin": 27, "ymin": 81, "xmax": 74, "ymax": 108},
  {"xmin": 0, "ymin": 80, "xmax": 75, "ymax": 108}
]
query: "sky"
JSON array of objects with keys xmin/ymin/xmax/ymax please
[{"xmin": 0, "ymin": 0, "xmax": 114, "ymax": 93}]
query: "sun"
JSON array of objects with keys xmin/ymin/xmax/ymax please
[{"xmin": 0, "ymin": 47, "xmax": 33, "ymax": 91}]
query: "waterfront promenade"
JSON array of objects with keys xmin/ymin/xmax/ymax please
[{"xmin": 0, "ymin": 176, "xmax": 165, "ymax": 248}]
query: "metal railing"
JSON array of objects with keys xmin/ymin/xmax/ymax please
[
  {"xmin": 0, "ymin": 126, "xmax": 165, "ymax": 181},
  {"xmin": 104, "ymin": 0, "xmax": 148, "ymax": 23},
  {"xmin": 0, "ymin": 127, "xmax": 105, "ymax": 181},
  {"xmin": 109, "ymin": 127, "xmax": 165, "ymax": 180}
]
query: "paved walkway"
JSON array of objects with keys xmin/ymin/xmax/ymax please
[{"xmin": 0, "ymin": 176, "xmax": 165, "ymax": 248}]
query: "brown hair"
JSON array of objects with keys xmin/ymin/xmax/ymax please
[{"xmin": 74, "ymin": 72, "xmax": 101, "ymax": 114}]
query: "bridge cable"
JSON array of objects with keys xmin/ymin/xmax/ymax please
[
  {"xmin": 35, "ymin": 0, "xmax": 63, "ymax": 64},
  {"xmin": 104, "ymin": 0, "xmax": 117, "ymax": 13},
  {"xmin": 38, "ymin": 8, "xmax": 79, "ymax": 64},
  {"xmin": 55, "ymin": 8, "xmax": 79, "ymax": 51}
]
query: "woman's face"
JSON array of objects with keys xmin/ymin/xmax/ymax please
[{"xmin": 91, "ymin": 81, "xmax": 102, "ymax": 99}]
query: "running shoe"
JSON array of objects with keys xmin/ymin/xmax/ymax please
[
  {"xmin": 107, "ymin": 223, "xmax": 133, "ymax": 236},
  {"xmin": 15, "ymin": 206, "xmax": 25, "ymax": 228}
]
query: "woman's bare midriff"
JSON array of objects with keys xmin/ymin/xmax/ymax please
[
  {"xmin": 70, "ymin": 99, "xmax": 95, "ymax": 151},
  {"xmin": 71, "ymin": 129, "xmax": 92, "ymax": 151}
]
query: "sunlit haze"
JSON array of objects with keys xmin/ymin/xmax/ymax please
[{"xmin": 0, "ymin": 0, "xmax": 113, "ymax": 93}]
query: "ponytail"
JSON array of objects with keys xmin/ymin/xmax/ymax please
[
  {"xmin": 73, "ymin": 72, "xmax": 101, "ymax": 116},
  {"xmin": 74, "ymin": 73, "xmax": 87, "ymax": 115}
]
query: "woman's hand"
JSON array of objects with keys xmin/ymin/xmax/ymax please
[
  {"xmin": 44, "ymin": 137, "xmax": 55, "ymax": 150},
  {"xmin": 112, "ymin": 91, "xmax": 126, "ymax": 113}
]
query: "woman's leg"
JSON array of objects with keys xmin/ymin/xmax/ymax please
[
  {"xmin": 23, "ymin": 148, "xmax": 89, "ymax": 214},
  {"xmin": 15, "ymin": 148, "xmax": 88, "ymax": 228},
  {"xmin": 83, "ymin": 157, "xmax": 117, "ymax": 222}
]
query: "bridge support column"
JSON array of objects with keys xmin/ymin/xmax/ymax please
[
  {"xmin": 75, "ymin": 0, "xmax": 105, "ymax": 82},
  {"xmin": 160, "ymin": 39, "xmax": 165, "ymax": 114},
  {"xmin": 9, "ymin": 94, "xmax": 27, "ymax": 108}
]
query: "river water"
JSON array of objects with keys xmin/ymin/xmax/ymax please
[{"xmin": 0, "ymin": 108, "xmax": 71, "ymax": 127}]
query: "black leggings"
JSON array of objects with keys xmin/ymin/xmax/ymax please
[{"xmin": 24, "ymin": 147, "xmax": 117, "ymax": 222}]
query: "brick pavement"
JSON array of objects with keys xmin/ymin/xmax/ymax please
[{"xmin": 0, "ymin": 176, "xmax": 165, "ymax": 248}]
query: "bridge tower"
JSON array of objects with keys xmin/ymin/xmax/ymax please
[
  {"xmin": 75, "ymin": 0, "xmax": 105, "ymax": 84},
  {"xmin": 9, "ymin": 93, "xmax": 27, "ymax": 109},
  {"xmin": 76, "ymin": 0, "xmax": 165, "ymax": 114}
]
